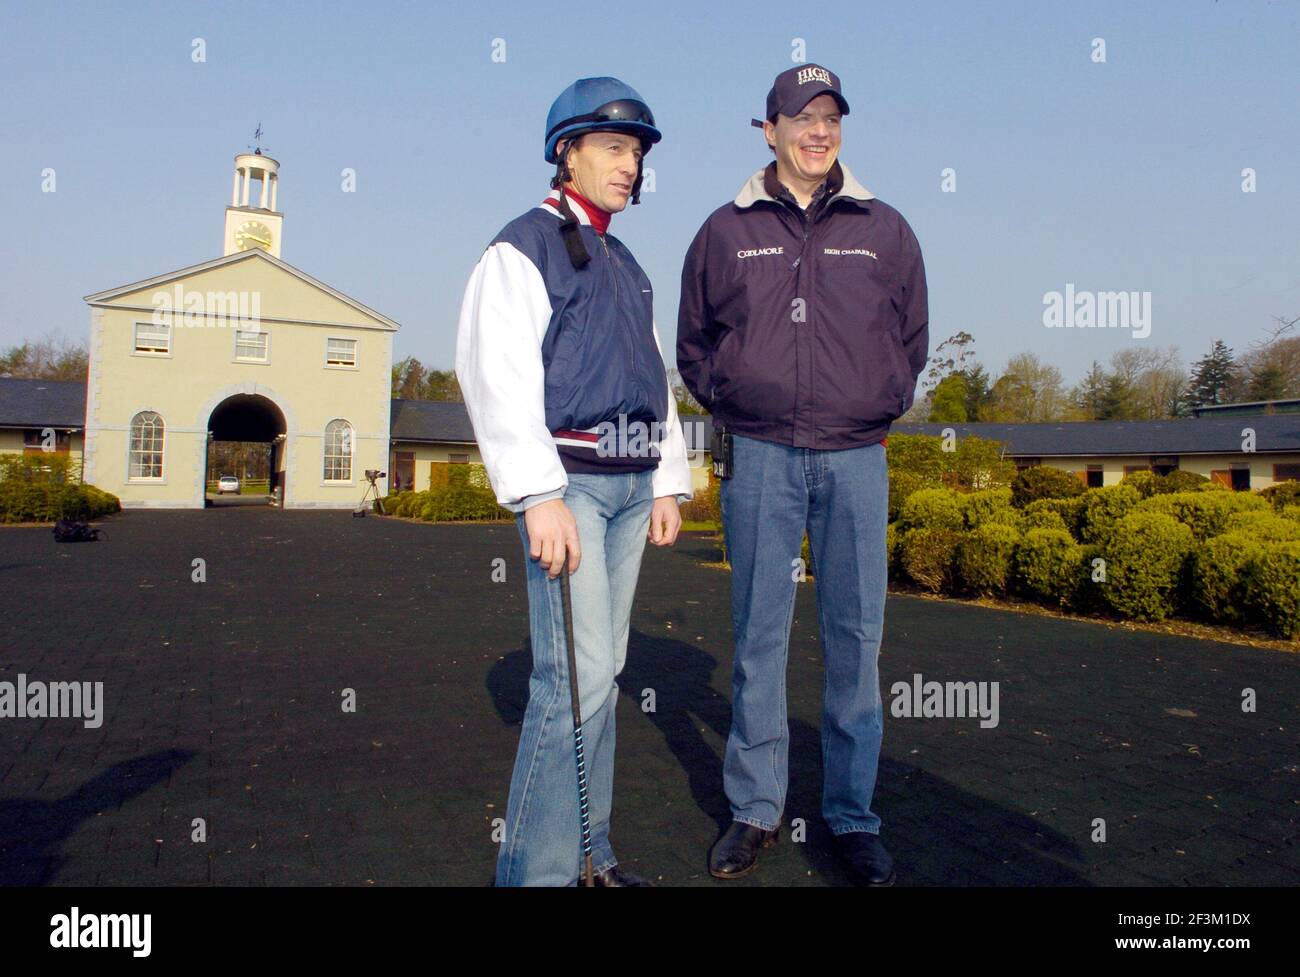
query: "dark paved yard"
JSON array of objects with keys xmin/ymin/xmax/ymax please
[{"xmin": 0, "ymin": 508, "xmax": 1295, "ymax": 886}]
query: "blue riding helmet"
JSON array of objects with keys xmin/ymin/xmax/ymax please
[{"xmin": 544, "ymin": 77, "xmax": 662, "ymax": 163}]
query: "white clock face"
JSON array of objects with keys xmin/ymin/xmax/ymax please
[{"xmin": 236, "ymin": 221, "xmax": 273, "ymax": 251}]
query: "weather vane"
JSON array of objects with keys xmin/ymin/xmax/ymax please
[{"xmin": 248, "ymin": 124, "xmax": 268, "ymax": 156}]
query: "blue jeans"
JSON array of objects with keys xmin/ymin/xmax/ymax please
[
  {"xmin": 494, "ymin": 470, "xmax": 655, "ymax": 886},
  {"xmin": 720, "ymin": 433, "xmax": 888, "ymax": 836}
]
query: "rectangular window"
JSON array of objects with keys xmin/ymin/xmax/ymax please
[
  {"xmin": 1273, "ymin": 464, "xmax": 1300, "ymax": 482},
  {"xmin": 1123, "ymin": 464, "xmax": 1150, "ymax": 476},
  {"xmin": 134, "ymin": 321, "xmax": 170, "ymax": 354},
  {"xmin": 449, "ymin": 453, "xmax": 469, "ymax": 464},
  {"xmin": 23, "ymin": 429, "xmax": 71, "ymax": 451},
  {"xmin": 235, "ymin": 329, "xmax": 268, "ymax": 362},
  {"xmin": 326, "ymin": 338, "xmax": 356, "ymax": 366},
  {"xmin": 1230, "ymin": 464, "xmax": 1251, "ymax": 492},
  {"xmin": 1086, "ymin": 464, "xmax": 1104, "ymax": 488}
]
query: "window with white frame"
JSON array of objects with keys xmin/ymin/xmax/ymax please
[
  {"xmin": 134, "ymin": 321, "xmax": 170, "ymax": 354},
  {"xmin": 324, "ymin": 419, "xmax": 353, "ymax": 481},
  {"xmin": 128, "ymin": 411, "xmax": 164, "ymax": 478},
  {"xmin": 235, "ymin": 329, "xmax": 269, "ymax": 362},
  {"xmin": 326, "ymin": 337, "xmax": 356, "ymax": 366}
]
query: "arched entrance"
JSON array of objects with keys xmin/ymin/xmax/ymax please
[{"xmin": 203, "ymin": 394, "xmax": 288, "ymax": 507}]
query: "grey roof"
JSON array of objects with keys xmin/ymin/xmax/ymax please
[
  {"xmin": 10, "ymin": 376, "xmax": 1289, "ymax": 458},
  {"xmin": 390, "ymin": 399, "xmax": 714, "ymax": 451},
  {"xmin": 894, "ymin": 416, "xmax": 1300, "ymax": 456},
  {"xmin": 390, "ymin": 399, "xmax": 478, "ymax": 443},
  {"xmin": 0, "ymin": 378, "xmax": 86, "ymax": 429}
]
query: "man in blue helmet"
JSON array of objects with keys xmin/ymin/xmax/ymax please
[{"xmin": 456, "ymin": 77, "xmax": 693, "ymax": 887}]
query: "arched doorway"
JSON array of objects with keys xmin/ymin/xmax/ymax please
[{"xmin": 203, "ymin": 394, "xmax": 288, "ymax": 507}]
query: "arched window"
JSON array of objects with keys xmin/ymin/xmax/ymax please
[
  {"xmin": 128, "ymin": 411, "xmax": 164, "ymax": 479},
  {"xmin": 324, "ymin": 419, "xmax": 353, "ymax": 481}
]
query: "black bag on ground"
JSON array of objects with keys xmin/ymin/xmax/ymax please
[{"xmin": 53, "ymin": 519, "xmax": 100, "ymax": 542}]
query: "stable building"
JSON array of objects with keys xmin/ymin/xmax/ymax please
[{"xmin": 78, "ymin": 150, "xmax": 398, "ymax": 508}]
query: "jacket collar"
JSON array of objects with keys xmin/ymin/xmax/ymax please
[
  {"xmin": 540, "ymin": 188, "xmax": 593, "ymax": 226},
  {"xmin": 734, "ymin": 160, "xmax": 875, "ymax": 210}
]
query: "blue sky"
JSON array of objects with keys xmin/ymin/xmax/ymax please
[{"xmin": 2, "ymin": 0, "xmax": 1297, "ymax": 385}]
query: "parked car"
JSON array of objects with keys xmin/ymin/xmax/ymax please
[{"xmin": 217, "ymin": 475, "xmax": 240, "ymax": 495}]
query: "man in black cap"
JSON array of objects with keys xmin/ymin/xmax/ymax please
[{"xmin": 677, "ymin": 64, "xmax": 929, "ymax": 885}]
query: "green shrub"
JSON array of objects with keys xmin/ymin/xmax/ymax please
[
  {"xmin": 1221, "ymin": 510, "xmax": 1300, "ymax": 542},
  {"xmin": 886, "ymin": 522, "xmax": 901, "ymax": 579},
  {"xmin": 1282, "ymin": 504, "xmax": 1300, "ymax": 524},
  {"xmin": 1013, "ymin": 528, "xmax": 1083, "ymax": 606},
  {"xmin": 1097, "ymin": 511, "xmax": 1195, "ymax": 621},
  {"xmin": 1023, "ymin": 495, "xmax": 1086, "ymax": 539},
  {"xmin": 898, "ymin": 487, "xmax": 965, "ymax": 532},
  {"xmin": 1079, "ymin": 484, "xmax": 1142, "ymax": 543},
  {"xmin": 1260, "ymin": 481, "xmax": 1300, "ymax": 512},
  {"xmin": 1158, "ymin": 470, "xmax": 1209, "ymax": 493},
  {"xmin": 1120, "ymin": 470, "xmax": 1159, "ymax": 499},
  {"xmin": 887, "ymin": 469, "xmax": 928, "ymax": 524},
  {"xmin": 1244, "ymin": 541, "xmax": 1300, "ymax": 638},
  {"xmin": 395, "ymin": 490, "xmax": 426, "ymax": 517},
  {"xmin": 960, "ymin": 487, "xmax": 1020, "ymax": 530},
  {"xmin": 1136, "ymin": 490, "xmax": 1269, "ymax": 540},
  {"xmin": 1072, "ymin": 543, "xmax": 1107, "ymax": 613},
  {"xmin": 1190, "ymin": 532, "xmax": 1265, "ymax": 625},
  {"xmin": 956, "ymin": 524, "xmax": 1021, "ymax": 596},
  {"xmin": 0, "ymin": 467, "xmax": 120, "ymax": 523},
  {"xmin": 679, "ymin": 474, "xmax": 721, "ymax": 525},
  {"xmin": 1010, "ymin": 465, "xmax": 1085, "ymax": 508},
  {"xmin": 1022, "ymin": 506, "xmax": 1068, "ymax": 533},
  {"xmin": 900, "ymin": 526, "xmax": 962, "ymax": 593}
]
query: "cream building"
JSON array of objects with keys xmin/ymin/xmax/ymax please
[{"xmin": 80, "ymin": 151, "xmax": 399, "ymax": 508}]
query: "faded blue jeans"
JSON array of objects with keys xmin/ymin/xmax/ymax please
[
  {"xmin": 720, "ymin": 433, "xmax": 889, "ymax": 837},
  {"xmin": 494, "ymin": 469, "xmax": 655, "ymax": 886}
]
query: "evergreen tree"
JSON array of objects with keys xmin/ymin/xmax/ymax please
[{"xmin": 1186, "ymin": 340, "xmax": 1236, "ymax": 406}]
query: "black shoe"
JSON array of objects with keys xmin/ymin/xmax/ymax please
[
  {"xmin": 833, "ymin": 831, "xmax": 896, "ymax": 886},
  {"xmin": 591, "ymin": 865, "xmax": 653, "ymax": 887},
  {"xmin": 708, "ymin": 821, "xmax": 779, "ymax": 879}
]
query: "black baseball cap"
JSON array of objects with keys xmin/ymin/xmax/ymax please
[{"xmin": 751, "ymin": 63, "xmax": 851, "ymax": 128}]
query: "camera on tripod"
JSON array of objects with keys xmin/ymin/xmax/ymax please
[{"xmin": 354, "ymin": 470, "xmax": 388, "ymax": 517}]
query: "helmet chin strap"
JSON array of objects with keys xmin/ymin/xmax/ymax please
[{"xmin": 553, "ymin": 156, "xmax": 591, "ymax": 270}]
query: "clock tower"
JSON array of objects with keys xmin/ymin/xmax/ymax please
[{"xmin": 223, "ymin": 150, "xmax": 283, "ymax": 258}]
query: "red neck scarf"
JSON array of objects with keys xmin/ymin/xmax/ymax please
[{"xmin": 558, "ymin": 185, "xmax": 612, "ymax": 235}]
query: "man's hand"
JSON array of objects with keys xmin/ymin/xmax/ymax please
[
  {"xmin": 523, "ymin": 498, "xmax": 581, "ymax": 578},
  {"xmin": 648, "ymin": 495, "xmax": 681, "ymax": 547}
]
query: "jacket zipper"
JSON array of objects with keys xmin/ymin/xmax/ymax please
[{"xmin": 600, "ymin": 232, "xmax": 647, "ymax": 406}]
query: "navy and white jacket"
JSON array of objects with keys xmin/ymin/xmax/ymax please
[{"xmin": 456, "ymin": 190, "xmax": 693, "ymax": 512}]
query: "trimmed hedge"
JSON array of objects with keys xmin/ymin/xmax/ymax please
[
  {"xmin": 384, "ymin": 465, "xmax": 511, "ymax": 522},
  {"xmin": 0, "ymin": 457, "xmax": 120, "ymax": 523},
  {"xmin": 1011, "ymin": 465, "xmax": 1085, "ymax": 508},
  {"xmin": 1190, "ymin": 531, "xmax": 1264, "ymax": 625},
  {"xmin": 898, "ymin": 487, "xmax": 964, "ymax": 532},
  {"xmin": 1022, "ymin": 506, "xmax": 1069, "ymax": 533},
  {"xmin": 1013, "ymin": 528, "xmax": 1083, "ymax": 606},
  {"xmin": 957, "ymin": 523, "xmax": 1021, "ymax": 596},
  {"xmin": 1245, "ymin": 541, "xmax": 1300, "ymax": 638},
  {"xmin": 960, "ymin": 487, "xmax": 1021, "ymax": 530},
  {"xmin": 1260, "ymin": 480, "xmax": 1300, "ymax": 512},
  {"xmin": 1023, "ymin": 496, "xmax": 1087, "ymax": 540},
  {"xmin": 1159, "ymin": 470, "xmax": 1210, "ymax": 493},
  {"xmin": 1136, "ymin": 490, "xmax": 1269, "ymax": 540},
  {"xmin": 1221, "ymin": 510, "xmax": 1300, "ymax": 542},
  {"xmin": 1097, "ymin": 511, "xmax": 1195, "ymax": 621},
  {"xmin": 1079, "ymin": 484, "xmax": 1141, "ymax": 543},
  {"xmin": 900, "ymin": 526, "xmax": 962, "ymax": 593}
]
